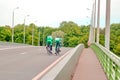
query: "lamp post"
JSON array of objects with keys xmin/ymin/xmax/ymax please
[
  {"xmin": 24, "ymin": 15, "xmax": 30, "ymax": 44},
  {"xmin": 32, "ymin": 20, "xmax": 37, "ymax": 45},
  {"xmin": 38, "ymin": 27, "xmax": 40, "ymax": 46},
  {"xmin": 42, "ymin": 27, "xmax": 44, "ymax": 46},
  {"xmin": 32, "ymin": 25, "xmax": 34, "ymax": 45},
  {"xmin": 12, "ymin": 7, "xmax": 19, "ymax": 43}
]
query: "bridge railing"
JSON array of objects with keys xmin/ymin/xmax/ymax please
[{"xmin": 91, "ymin": 43, "xmax": 120, "ymax": 80}]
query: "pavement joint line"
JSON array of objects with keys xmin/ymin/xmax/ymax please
[{"xmin": 32, "ymin": 49, "xmax": 73, "ymax": 80}]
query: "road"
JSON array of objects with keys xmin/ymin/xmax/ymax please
[{"xmin": 0, "ymin": 45, "xmax": 71, "ymax": 80}]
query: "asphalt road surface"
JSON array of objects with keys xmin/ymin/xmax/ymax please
[{"xmin": 0, "ymin": 45, "xmax": 72, "ymax": 80}]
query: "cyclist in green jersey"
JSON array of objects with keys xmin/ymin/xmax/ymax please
[
  {"xmin": 55, "ymin": 37, "xmax": 61, "ymax": 55},
  {"xmin": 46, "ymin": 36, "xmax": 53, "ymax": 52}
]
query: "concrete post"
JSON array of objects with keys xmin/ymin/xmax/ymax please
[
  {"xmin": 93, "ymin": 0, "xmax": 96, "ymax": 43},
  {"xmin": 88, "ymin": 2, "xmax": 94, "ymax": 46},
  {"xmin": 97, "ymin": 0, "xmax": 100, "ymax": 43},
  {"xmin": 105, "ymin": 0, "xmax": 111, "ymax": 49}
]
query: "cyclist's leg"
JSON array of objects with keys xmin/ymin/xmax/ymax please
[
  {"xmin": 49, "ymin": 45, "xmax": 53, "ymax": 54},
  {"xmin": 58, "ymin": 42, "xmax": 60, "ymax": 52},
  {"xmin": 47, "ymin": 45, "xmax": 53, "ymax": 55},
  {"xmin": 55, "ymin": 42, "xmax": 58, "ymax": 52},
  {"xmin": 56, "ymin": 42, "xmax": 60, "ymax": 52},
  {"xmin": 56, "ymin": 42, "xmax": 60, "ymax": 55},
  {"xmin": 46, "ymin": 43, "xmax": 49, "ymax": 50},
  {"xmin": 47, "ymin": 42, "xmax": 51, "ymax": 52},
  {"xmin": 55, "ymin": 43, "xmax": 57, "ymax": 55},
  {"xmin": 50, "ymin": 45, "xmax": 52, "ymax": 51},
  {"xmin": 46, "ymin": 44, "xmax": 50, "ymax": 55}
]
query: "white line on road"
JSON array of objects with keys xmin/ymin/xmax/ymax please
[
  {"xmin": 20, "ymin": 52, "xmax": 27, "ymax": 54},
  {"xmin": 32, "ymin": 49, "xmax": 72, "ymax": 80}
]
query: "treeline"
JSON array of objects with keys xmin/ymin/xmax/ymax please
[
  {"xmin": 0, "ymin": 21, "xmax": 120, "ymax": 56},
  {"xmin": 0, "ymin": 21, "xmax": 89, "ymax": 47}
]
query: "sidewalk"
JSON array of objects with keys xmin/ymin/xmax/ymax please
[{"xmin": 72, "ymin": 48, "xmax": 108, "ymax": 80}]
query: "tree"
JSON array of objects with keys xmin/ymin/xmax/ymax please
[
  {"xmin": 59, "ymin": 21, "xmax": 81, "ymax": 47},
  {"xmin": 1, "ymin": 22, "xmax": 120, "ymax": 57},
  {"xmin": 113, "ymin": 43, "xmax": 120, "ymax": 56},
  {"xmin": 0, "ymin": 26, "xmax": 11, "ymax": 42},
  {"xmin": 68, "ymin": 36, "xmax": 79, "ymax": 47},
  {"xmin": 14, "ymin": 24, "xmax": 24, "ymax": 43},
  {"xmin": 52, "ymin": 30, "xmax": 65, "ymax": 38},
  {"xmin": 110, "ymin": 23, "xmax": 120, "ymax": 56}
]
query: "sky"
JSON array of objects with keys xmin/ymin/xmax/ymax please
[{"xmin": 0, "ymin": 0, "xmax": 120, "ymax": 28}]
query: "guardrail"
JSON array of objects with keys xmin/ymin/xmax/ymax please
[
  {"xmin": 91, "ymin": 43, "xmax": 120, "ymax": 80},
  {"xmin": 39, "ymin": 44, "xmax": 84, "ymax": 80}
]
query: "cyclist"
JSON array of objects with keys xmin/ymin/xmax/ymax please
[
  {"xmin": 46, "ymin": 36, "xmax": 53, "ymax": 53},
  {"xmin": 55, "ymin": 37, "xmax": 61, "ymax": 55}
]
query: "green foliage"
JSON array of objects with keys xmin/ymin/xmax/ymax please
[
  {"xmin": 67, "ymin": 36, "xmax": 79, "ymax": 47},
  {"xmin": 0, "ymin": 22, "xmax": 120, "ymax": 56},
  {"xmin": 60, "ymin": 21, "xmax": 81, "ymax": 36},
  {"xmin": 26, "ymin": 35, "xmax": 32, "ymax": 44},
  {"xmin": 14, "ymin": 24, "xmax": 24, "ymax": 43},
  {"xmin": 52, "ymin": 30, "xmax": 64, "ymax": 38},
  {"xmin": 99, "ymin": 34, "xmax": 105, "ymax": 46},
  {"xmin": 0, "ymin": 26, "xmax": 11, "ymax": 41},
  {"xmin": 59, "ymin": 21, "xmax": 87, "ymax": 47},
  {"xmin": 14, "ymin": 24, "xmax": 24, "ymax": 33},
  {"xmin": 113, "ymin": 43, "xmax": 120, "ymax": 56},
  {"xmin": 0, "ymin": 21, "xmax": 90, "ymax": 47},
  {"xmin": 110, "ymin": 23, "xmax": 120, "ymax": 56},
  {"xmin": 79, "ymin": 34, "xmax": 89, "ymax": 47},
  {"xmin": 14, "ymin": 32, "xmax": 23, "ymax": 43}
]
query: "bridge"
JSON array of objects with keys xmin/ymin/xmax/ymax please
[
  {"xmin": 0, "ymin": 0, "xmax": 120, "ymax": 80},
  {"xmin": 0, "ymin": 43, "xmax": 119, "ymax": 80}
]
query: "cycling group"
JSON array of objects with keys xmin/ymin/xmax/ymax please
[{"xmin": 46, "ymin": 36, "xmax": 61, "ymax": 55}]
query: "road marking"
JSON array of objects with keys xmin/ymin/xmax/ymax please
[
  {"xmin": 32, "ymin": 49, "xmax": 72, "ymax": 80},
  {"xmin": 20, "ymin": 52, "xmax": 27, "ymax": 54}
]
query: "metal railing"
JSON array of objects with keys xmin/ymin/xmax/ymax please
[{"xmin": 91, "ymin": 43, "xmax": 120, "ymax": 80}]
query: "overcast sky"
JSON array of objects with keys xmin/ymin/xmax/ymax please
[{"xmin": 0, "ymin": 0, "xmax": 120, "ymax": 28}]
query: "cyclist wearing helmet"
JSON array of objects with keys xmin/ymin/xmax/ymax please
[
  {"xmin": 46, "ymin": 36, "xmax": 53, "ymax": 52},
  {"xmin": 55, "ymin": 37, "xmax": 61, "ymax": 54}
]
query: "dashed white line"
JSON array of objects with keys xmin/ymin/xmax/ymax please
[{"xmin": 20, "ymin": 52, "xmax": 27, "ymax": 54}]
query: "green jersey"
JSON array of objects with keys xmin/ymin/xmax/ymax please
[
  {"xmin": 55, "ymin": 38, "xmax": 60, "ymax": 43},
  {"xmin": 46, "ymin": 36, "xmax": 53, "ymax": 45}
]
